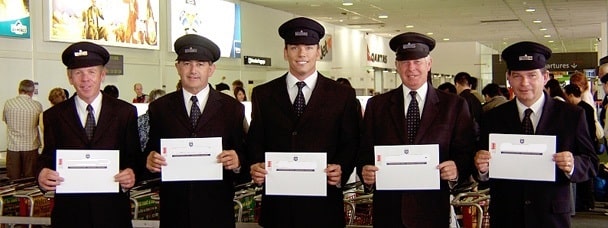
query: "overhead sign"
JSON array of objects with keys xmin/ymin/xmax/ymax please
[
  {"xmin": 106, "ymin": 54, "xmax": 124, "ymax": 75},
  {"xmin": 244, "ymin": 56, "xmax": 271, "ymax": 66}
]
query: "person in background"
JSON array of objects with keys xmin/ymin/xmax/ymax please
[
  {"xmin": 37, "ymin": 41, "xmax": 140, "ymax": 227},
  {"xmin": 357, "ymin": 32, "xmax": 476, "ymax": 227},
  {"xmin": 499, "ymin": 87, "xmax": 511, "ymax": 100},
  {"xmin": 40, "ymin": 88, "xmax": 68, "ymax": 149},
  {"xmin": 474, "ymin": 41, "xmax": 598, "ymax": 227},
  {"xmin": 564, "ymin": 83, "xmax": 598, "ymax": 212},
  {"xmin": 234, "ymin": 86, "xmax": 247, "ymax": 102},
  {"xmin": 232, "ymin": 79, "xmax": 244, "ymax": 90},
  {"xmin": 469, "ymin": 76, "xmax": 485, "ymax": 103},
  {"xmin": 570, "ymin": 72, "xmax": 604, "ymax": 145},
  {"xmin": 2, "ymin": 79, "xmax": 43, "ymax": 180},
  {"xmin": 248, "ymin": 17, "xmax": 361, "ymax": 228},
  {"xmin": 454, "ymin": 72, "xmax": 482, "ymax": 134},
  {"xmin": 336, "ymin": 77, "xmax": 353, "ymax": 87},
  {"xmin": 145, "ymin": 34, "xmax": 246, "ymax": 228},
  {"xmin": 544, "ymin": 78, "xmax": 567, "ymax": 102},
  {"xmin": 132, "ymin": 83, "xmax": 148, "ymax": 103},
  {"xmin": 137, "ymin": 89, "xmax": 166, "ymax": 153},
  {"xmin": 437, "ymin": 82, "xmax": 457, "ymax": 94},
  {"xmin": 103, "ymin": 84, "xmax": 119, "ymax": 99},
  {"xmin": 481, "ymin": 83, "xmax": 508, "ymax": 112}
]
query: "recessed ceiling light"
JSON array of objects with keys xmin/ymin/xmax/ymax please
[
  {"xmin": 405, "ymin": 25, "xmax": 414, "ymax": 28},
  {"xmin": 426, "ymin": 32, "xmax": 434, "ymax": 35},
  {"xmin": 525, "ymin": 8, "xmax": 536, "ymax": 12},
  {"xmin": 533, "ymin": 20, "xmax": 542, "ymax": 23},
  {"xmin": 544, "ymin": 34, "xmax": 551, "ymax": 38},
  {"xmin": 339, "ymin": 19, "xmax": 343, "ymax": 22},
  {"xmin": 342, "ymin": 0, "xmax": 353, "ymax": 6},
  {"xmin": 539, "ymin": 28, "xmax": 547, "ymax": 31},
  {"xmin": 548, "ymin": 40, "xmax": 554, "ymax": 43},
  {"xmin": 443, "ymin": 38, "xmax": 450, "ymax": 41},
  {"xmin": 378, "ymin": 14, "xmax": 388, "ymax": 19}
]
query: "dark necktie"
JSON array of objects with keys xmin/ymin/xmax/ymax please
[
  {"xmin": 190, "ymin": 96, "xmax": 201, "ymax": 128},
  {"xmin": 85, "ymin": 104, "xmax": 96, "ymax": 140},
  {"xmin": 406, "ymin": 91, "xmax": 420, "ymax": 144},
  {"xmin": 522, "ymin": 108, "xmax": 534, "ymax": 134},
  {"xmin": 294, "ymin": 81, "xmax": 306, "ymax": 117}
]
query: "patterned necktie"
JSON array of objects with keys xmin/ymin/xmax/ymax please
[
  {"xmin": 406, "ymin": 91, "xmax": 420, "ymax": 144},
  {"xmin": 294, "ymin": 81, "xmax": 306, "ymax": 117},
  {"xmin": 85, "ymin": 104, "xmax": 96, "ymax": 140},
  {"xmin": 190, "ymin": 96, "xmax": 201, "ymax": 128},
  {"xmin": 522, "ymin": 108, "xmax": 534, "ymax": 134}
]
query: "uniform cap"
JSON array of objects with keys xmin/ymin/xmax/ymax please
[
  {"xmin": 174, "ymin": 34, "xmax": 221, "ymax": 62},
  {"xmin": 501, "ymin": 41, "xmax": 551, "ymax": 71},
  {"xmin": 600, "ymin": 56, "xmax": 608, "ymax": 66},
  {"xmin": 61, "ymin": 42, "xmax": 109, "ymax": 69},
  {"xmin": 278, "ymin": 17, "xmax": 325, "ymax": 45},
  {"xmin": 389, "ymin": 32, "xmax": 436, "ymax": 61}
]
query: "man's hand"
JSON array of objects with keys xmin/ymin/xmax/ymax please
[
  {"xmin": 553, "ymin": 151, "xmax": 574, "ymax": 173},
  {"xmin": 361, "ymin": 165, "xmax": 378, "ymax": 185},
  {"xmin": 437, "ymin": 160, "xmax": 458, "ymax": 181},
  {"xmin": 38, "ymin": 168, "xmax": 64, "ymax": 191},
  {"xmin": 474, "ymin": 150, "xmax": 491, "ymax": 173},
  {"xmin": 146, "ymin": 151, "xmax": 166, "ymax": 173},
  {"xmin": 250, "ymin": 162, "xmax": 267, "ymax": 185},
  {"xmin": 326, "ymin": 164, "xmax": 342, "ymax": 186},
  {"xmin": 217, "ymin": 150, "xmax": 240, "ymax": 170},
  {"xmin": 115, "ymin": 168, "xmax": 136, "ymax": 189}
]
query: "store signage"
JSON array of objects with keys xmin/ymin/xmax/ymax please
[
  {"xmin": 244, "ymin": 56, "xmax": 271, "ymax": 66},
  {"xmin": 106, "ymin": 55, "xmax": 124, "ymax": 75},
  {"xmin": 369, "ymin": 53, "xmax": 388, "ymax": 63}
]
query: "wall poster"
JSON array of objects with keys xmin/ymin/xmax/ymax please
[
  {"xmin": 49, "ymin": 0, "xmax": 160, "ymax": 49},
  {"xmin": 170, "ymin": 0, "xmax": 241, "ymax": 58},
  {"xmin": 0, "ymin": 0, "xmax": 30, "ymax": 38}
]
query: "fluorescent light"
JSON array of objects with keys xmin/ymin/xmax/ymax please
[
  {"xmin": 533, "ymin": 20, "xmax": 542, "ymax": 23},
  {"xmin": 405, "ymin": 25, "xmax": 414, "ymax": 28},
  {"xmin": 539, "ymin": 28, "xmax": 547, "ymax": 31},
  {"xmin": 443, "ymin": 38, "xmax": 450, "ymax": 41},
  {"xmin": 525, "ymin": 8, "xmax": 536, "ymax": 12},
  {"xmin": 426, "ymin": 32, "xmax": 434, "ymax": 35},
  {"xmin": 548, "ymin": 40, "xmax": 554, "ymax": 43},
  {"xmin": 342, "ymin": 0, "xmax": 353, "ymax": 6},
  {"xmin": 378, "ymin": 14, "xmax": 388, "ymax": 19},
  {"xmin": 544, "ymin": 34, "xmax": 551, "ymax": 38}
]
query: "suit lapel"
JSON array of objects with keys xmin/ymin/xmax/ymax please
[
  {"xmin": 389, "ymin": 88, "xmax": 407, "ymax": 144},
  {"xmin": 297, "ymin": 75, "xmax": 331, "ymax": 127},
  {"xmin": 196, "ymin": 89, "xmax": 223, "ymax": 129},
  {"xmin": 415, "ymin": 88, "xmax": 440, "ymax": 143},
  {"xmin": 168, "ymin": 91, "xmax": 191, "ymax": 130},
  {"xmin": 59, "ymin": 97, "xmax": 90, "ymax": 143},
  {"xmin": 92, "ymin": 95, "xmax": 116, "ymax": 142},
  {"xmin": 536, "ymin": 94, "xmax": 556, "ymax": 135},
  {"xmin": 271, "ymin": 74, "xmax": 299, "ymax": 121}
]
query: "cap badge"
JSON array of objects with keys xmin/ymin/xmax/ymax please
[
  {"xmin": 295, "ymin": 30, "xmax": 308, "ymax": 37},
  {"xmin": 402, "ymin": 43, "xmax": 416, "ymax": 49},
  {"xmin": 74, "ymin": 49, "xmax": 88, "ymax": 57},
  {"xmin": 185, "ymin": 47, "xmax": 198, "ymax": 53},
  {"xmin": 518, "ymin": 54, "xmax": 533, "ymax": 61}
]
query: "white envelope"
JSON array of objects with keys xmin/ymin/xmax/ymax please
[
  {"xmin": 56, "ymin": 150, "xmax": 119, "ymax": 193},
  {"xmin": 161, "ymin": 137, "xmax": 223, "ymax": 182},
  {"xmin": 265, "ymin": 152, "xmax": 327, "ymax": 196},
  {"xmin": 375, "ymin": 144, "xmax": 440, "ymax": 190},
  {"xmin": 489, "ymin": 133, "xmax": 556, "ymax": 182}
]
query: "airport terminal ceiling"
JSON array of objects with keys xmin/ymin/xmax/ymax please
[{"xmin": 242, "ymin": 0, "xmax": 608, "ymax": 53}]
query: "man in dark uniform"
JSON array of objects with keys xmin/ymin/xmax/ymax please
[
  {"xmin": 37, "ymin": 42, "xmax": 140, "ymax": 228},
  {"xmin": 357, "ymin": 32, "xmax": 476, "ymax": 227},
  {"xmin": 145, "ymin": 34, "xmax": 246, "ymax": 228},
  {"xmin": 248, "ymin": 17, "xmax": 361, "ymax": 228},
  {"xmin": 474, "ymin": 41, "xmax": 598, "ymax": 227}
]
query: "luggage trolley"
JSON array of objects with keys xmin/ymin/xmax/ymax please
[{"xmin": 451, "ymin": 189, "xmax": 490, "ymax": 228}]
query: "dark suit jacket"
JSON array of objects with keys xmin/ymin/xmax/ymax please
[
  {"xmin": 247, "ymin": 73, "xmax": 361, "ymax": 228},
  {"xmin": 38, "ymin": 94, "xmax": 140, "ymax": 228},
  {"xmin": 144, "ymin": 89, "xmax": 245, "ymax": 228},
  {"xmin": 357, "ymin": 85, "xmax": 476, "ymax": 228},
  {"xmin": 478, "ymin": 95, "xmax": 599, "ymax": 228}
]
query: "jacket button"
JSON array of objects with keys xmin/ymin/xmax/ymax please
[
  {"xmin": 524, "ymin": 200, "xmax": 531, "ymax": 205},
  {"xmin": 292, "ymin": 131, "xmax": 297, "ymax": 136},
  {"xmin": 191, "ymin": 133, "xmax": 197, "ymax": 137}
]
